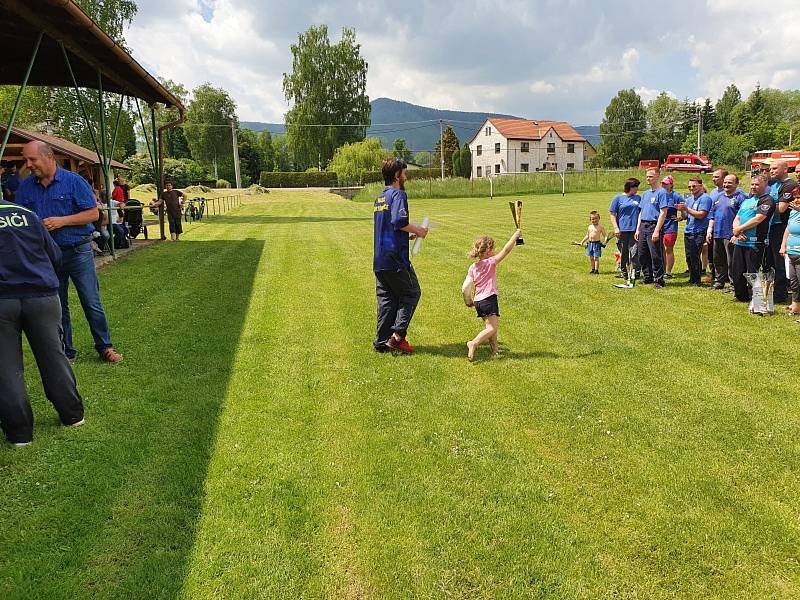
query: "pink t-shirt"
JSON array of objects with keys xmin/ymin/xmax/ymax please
[{"xmin": 468, "ymin": 256, "xmax": 498, "ymax": 302}]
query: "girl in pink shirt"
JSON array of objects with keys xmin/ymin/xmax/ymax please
[{"xmin": 462, "ymin": 229, "xmax": 521, "ymax": 361}]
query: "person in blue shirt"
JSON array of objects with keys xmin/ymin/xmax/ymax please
[
  {"xmin": 706, "ymin": 169, "xmax": 727, "ymax": 277},
  {"xmin": 608, "ymin": 177, "xmax": 641, "ymax": 282},
  {"xmin": 730, "ymin": 174, "xmax": 775, "ymax": 302},
  {"xmin": 0, "ymin": 201, "xmax": 85, "ymax": 446},
  {"xmin": 676, "ymin": 177, "xmax": 713, "ymax": 285},
  {"xmin": 16, "ymin": 141, "xmax": 122, "ymax": 363},
  {"xmin": 1, "ymin": 162, "xmax": 20, "ymax": 201},
  {"xmin": 766, "ymin": 160, "xmax": 798, "ymax": 303},
  {"xmin": 373, "ymin": 158, "xmax": 428, "ymax": 354},
  {"xmin": 706, "ymin": 174, "xmax": 745, "ymax": 290},
  {"xmin": 659, "ymin": 175, "xmax": 682, "ymax": 278},
  {"xmin": 779, "ymin": 186, "xmax": 800, "ymax": 315},
  {"xmin": 635, "ymin": 169, "xmax": 670, "ymax": 287}
]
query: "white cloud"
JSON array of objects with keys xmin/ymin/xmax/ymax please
[{"xmin": 529, "ymin": 81, "xmax": 556, "ymax": 94}]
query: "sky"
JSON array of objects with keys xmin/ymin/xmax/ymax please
[{"xmin": 126, "ymin": 0, "xmax": 800, "ymax": 126}]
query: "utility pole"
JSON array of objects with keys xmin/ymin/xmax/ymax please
[
  {"xmin": 231, "ymin": 120, "xmax": 242, "ymax": 189},
  {"xmin": 697, "ymin": 109, "xmax": 703, "ymax": 156},
  {"xmin": 439, "ymin": 119, "xmax": 445, "ymax": 181}
]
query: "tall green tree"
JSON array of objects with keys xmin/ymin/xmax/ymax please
[
  {"xmin": 598, "ymin": 89, "xmax": 646, "ymax": 167},
  {"xmin": 283, "ymin": 25, "xmax": 370, "ymax": 170},
  {"xmin": 237, "ymin": 128, "xmax": 262, "ymax": 186},
  {"xmin": 75, "ymin": 0, "xmax": 137, "ymax": 46},
  {"xmin": 258, "ymin": 130, "xmax": 276, "ymax": 173},
  {"xmin": 714, "ymin": 84, "xmax": 741, "ymax": 131},
  {"xmin": 700, "ymin": 98, "xmax": 715, "ymax": 132},
  {"xmin": 432, "ymin": 126, "xmax": 460, "ymax": 176},
  {"xmin": 392, "ymin": 138, "xmax": 412, "ymax": 161},
  {"xmin": 326, "ymin": 138, "xmax": 385, "ymax": 185},
  {"xmin": 184, "ymin": 83, "xmax": 238, "ymax": 179},
  {"xmin": 452, "ymin": 142, "xmax": 472, "ymax": 178},
  {"xmin": 642, "ymin": 92, "xmax": 683, "ymax": 160}
]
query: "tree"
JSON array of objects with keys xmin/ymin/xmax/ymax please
[
  {"xmin": 184, "ymin": 83, "xmax": 238, "ymax": 179},
  {"xmin": 271, "ymin": 135, "xmax": 292, "ymax": 171},
  {"xmin": 75, "ymin": 0, "xmax": 137, "ymax": 46},
  {"xmin": 714, "ymin": 84, "xmax": 741, "ymax": 131},
  {"xmin": 432, "ymin": 126, "xmax": 460, "ymax": 176},
  {"xmin": 326, "ymin": 138, "xmax": 386, "ymax": 185},
  {"xmin": 145, "ymin": 78, "xmax": 192, "ymax": 159},
  {"xmin": 237, "ymin": 128, "xmax": 262, "ymax": 186},
  {"xmin": 452, "ymin": 142, "xmax": 472, "ymax": 178},
  {"xmin": 642, "ymin": 92, "xmax": 683, "ymax": 160},
  {"xmin": 392, "ymin": 138, "xmax": 412, "ymax": 161},
  {"xmin": 413, "ymin": 151, "xmax": 432, "ymax": 167},
  {"xmin": 258, "ymin": 130, "xmax": 276, "ymax": 173},
  {"xmin": 283, "ymin": 25, "xmax": 370, "ymax": 170},
  {"xmin": 598, "ymin": 89, "xmax": 646, "ymax": 167},
  {"xmin": 700, "ymin": 98, "xmax": 715, "ymax": 132}
]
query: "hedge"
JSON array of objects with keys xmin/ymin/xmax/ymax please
[{"xmin": 259, "ymin": 171, "xmax": 338, "ymax": 188}]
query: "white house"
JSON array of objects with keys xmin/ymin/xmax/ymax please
[{"xmin": 467, "ymin": 117, "xmax": 589, "ymax": 178}]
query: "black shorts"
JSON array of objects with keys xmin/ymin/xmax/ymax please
[
  {"xmin": 167, "ymin": 212, "xmax": 183, "ymax": 235},
  {"xmin": 474, "ymin": 294, "xmax": 500, "ymax": 318}
]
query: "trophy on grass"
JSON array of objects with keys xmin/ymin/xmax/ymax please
[{"xmin": 508, "ymin": 200, "xmax": 524, "ymax": 245}]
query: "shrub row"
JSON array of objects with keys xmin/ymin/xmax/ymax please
[{"xmin": 259, "ymin": 171, "xmax": 338, "ymax": 188}]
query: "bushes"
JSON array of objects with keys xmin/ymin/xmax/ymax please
[
  {"xmin": 259, "ymin": 171, "xmax": 338, "ymax": 188},
  {"xmin": 124, "ymin": 154, "xmax": 212, "ymax": 188},
  {"xmin": 216, "ymin": 179, "xmax": 231, "ymax": 189}
]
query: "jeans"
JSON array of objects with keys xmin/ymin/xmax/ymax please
[
  {"xmin": 684, "ymin": 233, "xmax": 705, "ymax": 284},
  {"xmin": 713, "ymin": 238, "xmax": 734, "ymax": 285},
  {"xmin": 0, "ymin": 295, "xmax": 84, "ymax": 443},
  {"xmin": 730, "ymin": 244, "xmax": 767, "ymax": 302},
  {"xmin": 58, "ymin": 243, "xmax": 113, "ymax": 358},
  {"xmin": 637, "ymin": 221, "xmax": 664, "ymax": 284},
  {"xmin": 375, "ymin": 266, "xmax": 421, "ymax": 348},
  {"xmin": 788, "ymin": 255, "xmax": 800, "ymax": 304}
]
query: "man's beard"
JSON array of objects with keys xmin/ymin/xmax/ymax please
[{"xmin": 400, "ymin": 181, "xmax": 405, "ymax": 191}]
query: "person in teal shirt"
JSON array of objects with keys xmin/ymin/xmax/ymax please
[
  {"xmin": 730, "ymin": 175, "xmax": 775, "ymax": 302},
  {"xmin": 779, "ymin": 186, "xmax": 800, "ymax": 315}
]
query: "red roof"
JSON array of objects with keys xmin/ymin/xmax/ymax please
[
  {"xmin": 487, "ymin": 118, "xmax": 586, "ymax": 142},
  {"xmin": 0, "ymin": 126, "xmax": 129, "ymax": 170}
]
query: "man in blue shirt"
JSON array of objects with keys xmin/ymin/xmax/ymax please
[
  {"xmin": 0, "ymin": 201, "xmax": 84, "ymax": 446},
  {"xmin": 677, "ymin": 177, "xmax": 713, "ymax": 285},
  {"xmin": 373, "ymin": 158, "xmax": 428, "ymax": 354},
  {"xmin": 766, "ymin": 160, "xmax": 797, "ymax": 303},
  {"xmin": 16, "ymin": 141, "xmax": 122, "ymax": 363},
  {"xmin": 705, "ymin": 169, "xmax": 727, "ymax": 277},
  {"xmin": 706, "ymin": 174, "xmax": 745, "ymax": 289},
  {"xmin": 635, "ymin": 169, "xmax": 670, "ymax": 287},
  {"xmin": 608, "ymin": 177, "xmax": 641, "ymax": 282},
  {"xmin": 730, "ymin": 174, "xmax": 775, "ymax": 302}
]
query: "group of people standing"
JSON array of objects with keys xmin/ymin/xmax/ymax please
[
  {"xmin": 0, "ymin": 141, "xmax": 123, "ymax": 447},
  {"xmin": 608, "ymin": 161, "xmax": 800, "ymax": 312}
]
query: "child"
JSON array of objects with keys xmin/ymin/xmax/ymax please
[
  {"xmin": 462, "ymin": 229, "xmax": 521, "ymax": 361},
  {"xmin": 579, "ymin": 211, "xmax": 608, "ymax": 274}
]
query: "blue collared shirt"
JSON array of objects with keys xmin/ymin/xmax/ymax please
[
  {"xmin": 684, "ymin": 192, "xmax": 713, "ymax": 234},
  {"xmin": 373, "ymin": 186, "xmax": 411, "ymax": 272},
  {"xmin": 640, "ymin": 187, "xmax": 669, "ymax": 221},
  {"xmin": 15, "ymin": 167, "xmax": 96, "ymax": 246},
  {"xmin": 711, "ymin": 191, "xmax": 744, "ymax": 239}
]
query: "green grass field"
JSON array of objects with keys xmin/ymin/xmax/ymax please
[{"xmin": 1, "ymin": 190, "xmax": 798, "ymax": 599}]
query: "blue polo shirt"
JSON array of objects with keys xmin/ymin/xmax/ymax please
[
  {"xmin": 709, "ymin": 187, "xmax": 724, "ymax": 204},
  {"xmin": 640, "ymin": 187, "xmax": 669, "ymax": 222},
  {"xmin": 15, "ymin": 168, "xmax": 96, "ymax": 246},
  {"xmin": 374, "ymin": 186, "xmax": 410, "ymax": 272},
  {"xmin": 684, "ymin": 192, "xmax": 713, "ymax": 234},
  {"xmin": 608, "ymin": 193, "xmax": 641, "ymax": 232},
  {"xmin": 769, "ymin": 177, "xmax": 798, "ymax": 225},
  {"xmin": 787, "ymin": 210, "xmax": 800, "ymax": 256},
  {"xmin": 710, "ymin": 191, "xmax": 744, "ymax": 239},
  {"xmin": 0, "ymin": 203, "xmax": 61, "ymax": 299},
  {"xmin": 662, "ymin": 190, "xmax": 681, "ymax": 234}
]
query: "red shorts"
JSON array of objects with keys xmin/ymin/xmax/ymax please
[{"xmin": 662, "ymin": 232, "xmax": 677, "ymax": 248}]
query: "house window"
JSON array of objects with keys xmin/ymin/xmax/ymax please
[
  {"xmin": 476, "ymin": 166, "xmax": 482, "ymax": 177},
  {"xmin": 547, "ymin": 142, "xmax": 556, "ymax": 153},
  {"xmin": 521, "ymin": 163, "xmax": 529, "ymax": 173},
  {"xmin": 567, "ymin": 163, "xmax": 575, "ymax": 170},
  {"xmin": 542, "ymin": 163, "xmax": 548, "ymax": 170},
  {"xmin": 485, "ymin": 126, "xmax": 492, "ymax": 136},
  {"xmin": 521, "ymin": 142, "xmax": 529, "ymax": 153},
  {"xmin": 476, "ymin": 145, "xmax": 482, "ymax": 156},
  {"xmin": 495, "ymin": 143, "xmax": 501, "ymax": 154},
  {"xmin": 495, "ymin": 164, "xmax": 500, "ymax": 174},
  {"xmin": 567, "ymin": 143, "xmax": 575, "ymax": 153}
]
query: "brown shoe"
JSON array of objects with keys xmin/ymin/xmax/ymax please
[{"xmin": 100, "ymin": 347, "xmax": 123, "ymax": 363}]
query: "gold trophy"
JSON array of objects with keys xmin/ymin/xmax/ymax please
[{"xmin": 509, "ymin": 200, "xmax": 524, "ymax": 245}]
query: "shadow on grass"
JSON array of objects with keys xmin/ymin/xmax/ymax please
[
  {"xmin": 413, "ymin": 343, "xmax": 603, "ymax": 361},
  {"xmin": 0, "ymin": 239, "xmax": 265, "ymax": 599},
  {"xmin": 208, "ymin": 214, "xmax": 369, "ymax": 225}
]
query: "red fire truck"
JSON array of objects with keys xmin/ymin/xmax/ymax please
[
  {"xmin": 750, "ymin": 150, "xmax": 800, "ymax": 174},
  {"xmin": 662, "ymin": 154, "xmax": 713, "ymax": 173}
]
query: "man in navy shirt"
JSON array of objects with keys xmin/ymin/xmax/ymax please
[
  {"xmin": 636, "ymin": 169, "xmax": 670, "ymax": 287},
  {"xmin": 0, "ymin": 201, "xmax": 84, "ymax": 446},
  {"xmin": 766, "ymin": 160, "xmax": 798, "ymax": 302},
  {"xmin": 706, "ymin": 174, "xmax": 744, "ymax": 289},
  {"xmin": 16, "ymin": 141, "xmax": 122, "ymax": 363},
  {"xmin": 373, "ymin": 158, "xmax": 427, "ymax": 354},
  {"xmin": 730, "ymin": 174, "xmax": 775, "ymax": 302},
  {"xmin": 677, "ymin": 177, "xmax": 713, "ymax": 285}
]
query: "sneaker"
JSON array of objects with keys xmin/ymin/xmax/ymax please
[
  {"xmin": 386, "ymin": 336, "xmax": 414, "ymax": 354},
  {"xmin": 12, "ymin": 441, "xmax": 32, "ymax": 447},
  {"xmin": 374, "ymin": 343, "xmax": 391, "ymax": 353},
  {"xmin": 713, "ymin": 283, "xmax": 724, "ymax": 290},
  {"xmin": 664, "ymin": 273, "xmax": 674, "ymax": 279},
  {"xmin": 65, "ymin": 418, "xmax": 85, "ymax": 428},
  {"xmin": 100, "ymin": 347, "xmax": 123, "ymax": 363}
]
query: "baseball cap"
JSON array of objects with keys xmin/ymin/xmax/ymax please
[{"xmin": 661, "ymin": 175, "xmax": 674, "ymax": 185}]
